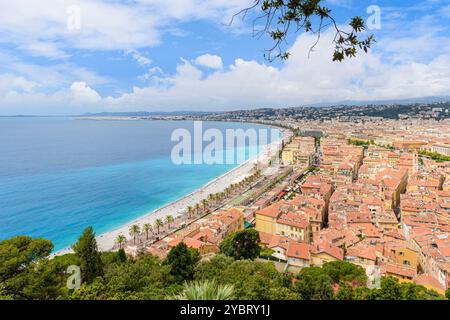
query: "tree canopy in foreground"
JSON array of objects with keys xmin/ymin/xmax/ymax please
[
  {"xmin": 0, "ymin": 232, "xmax": 446, "ymax": 301},
  {"xmin": 234, "ymin": 0, "xmax": 375, "ymax": 62}
]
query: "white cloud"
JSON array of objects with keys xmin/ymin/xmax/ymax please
[
  {"xmin": 195, "ymin": 54, "xmax": 224, "ymax": 69},
  {"xmin": 70, "ymin": 81, "xmax": 102, "ymax": 102},
  {"xmin": 18, "ymin": 42, "xmax": 70, "ymax": 59},
  {"xmin": 0, "ymin": 0, "xmax": 252, "ymax": 57},
  {"xmin": 2, "ymin": 27, "xmax": 449, "ymax": 115},
  {"xmin": 126, "ymin": 50, "xmax": 152, "ymax": 67},
  {"xmin": 0, "ymin": 74, "xmax": 37, "ymax": 96},
  {"xmin": 0, "ymin": 56, "xmax": 110, "ymax": 92},
  {"xmin": 108, "ymin": 30, "xmax": 450, "ymax": 110},
  {"xmin": 138, "ymin": 67, "xmax": 166, "ymax": 82}
]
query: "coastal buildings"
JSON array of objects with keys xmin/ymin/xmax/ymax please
[
  {"xmin": 145, "ymin": 208, "xmax": 244, "ymax": 259},
  {"xmin": 128, "ymin": 113, "xmax": 449, "ymax": 296},
  {"xmin": 431, "ymin": 144, "xmax": 450, "ymax": 156},
  {"xmin": 255, "ymin": 118, "xmax": 448, "ymax": 294},
  {"xmin": 259, "ymin": 232, "xmax": 344, "ymax": 271},
  {"xmin": 254, "ymin": 192, "xmax": 329, "ymax": 242},
  {"xmin": 281, "ymin": 136, "xmax": 316, "ymax": 167},
  {"xmin": 255, "ymin": 201, "xmax": 311, "ymax": 242}
]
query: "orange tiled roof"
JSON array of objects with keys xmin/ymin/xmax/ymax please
[
  {"xmin": 415, "ymin": 274, "xmax": 446, "ymax": 292},
  {"xmin": 183, "ymin": 237, "xmax": 205, "ymax": 249},
  {"xmin": 311, "ymin": 242, "xmax": 344, "ymax": 260},
  {"xmin": 382, "ymin": 263, "xmax": 416, "ymax": 278},
  {"xmin": 256, "ymin": 202, "xmax": 284, "ymax": 218},
  {"xmin": 347, "ymin": 246, "xmax": 378, "ymax": 261},
  {"xmin": 286, "ymin": 242, "xmax": 310, "ymax": 260},
  {"xmin": 277, "ymin": 212, "xmax": 309, "ymax": 229}
]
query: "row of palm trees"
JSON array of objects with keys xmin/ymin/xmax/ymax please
[
  {"xmin": 185, "ymin": 170, "xmax": 263, "ymax": 220},
  {"xmin": 114, "ymin": 168, "xmax": 263, "ymax": 250},
  {"xmin": 115, "ymin": 215, "xmax": 176, "ymax": 248}
]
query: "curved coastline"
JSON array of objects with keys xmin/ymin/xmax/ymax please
[{"xmin": 53, "ymin": 123, "xmax": 290, "ymax": 256}]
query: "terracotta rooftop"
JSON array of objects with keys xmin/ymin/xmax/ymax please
[{"xmin": 286, "ymin": 242, "xmax": 310, "ymax": 260}]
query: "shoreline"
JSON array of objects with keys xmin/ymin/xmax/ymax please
[{"xmin": 52, "ymin": 126, "xmax": 290, "ymax": 256}]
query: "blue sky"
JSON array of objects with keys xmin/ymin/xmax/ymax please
[{"xmin": 0, "ymin": 0, "xmax": 449, "ymax": 114}]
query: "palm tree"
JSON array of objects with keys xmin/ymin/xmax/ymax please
[
  {"xmin": 187, "ymin": 206, "xmax": 193, "ymax": 219},
  {"xmin": 195, "ymin": 203, "xmax": 200, "ymax": 216},
  {"xmin": 129, "ymin": 225, "xmax": 140, "ymax": 245},
  {"xmin": 208, "ymin": 193, "xmax": 214, "ymax": 205},
  {"xmin": 143, "ymin": 223, "xmax": 152, "ymax": 240},
  {"xmin": 215, "ymin": 193, "xmax": 220, "ymax": 201},
  {"xmin": 115, "ymin": 234, "xmax": 126, "ymax": 249},
  {"xmin": 165, "ymin": 215, "xmax": 174, "ymax": 229},
  {"xmin": 154, "ymin": 219, "xmax": 164, "ymax": 234},
  {"xmin": 172, "ymin": 280, "xmax": 234, "ymax": 300},
  {"xmin": 202, "ymin": 199, "xmax": 208, "ymax": 212}
]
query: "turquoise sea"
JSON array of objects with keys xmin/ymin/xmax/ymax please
[{"xmin": 0, "ymin": 117, "xmax": 276, "ymax": 251}]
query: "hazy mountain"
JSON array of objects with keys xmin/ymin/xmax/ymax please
[{"xmin": 304, "ymin": 96, "xmax": 450, "ymax": 108}]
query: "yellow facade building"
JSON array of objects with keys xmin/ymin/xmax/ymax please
[{"xmin": 255, "ymin": 202, "xmax": 310, "ymax": 242}]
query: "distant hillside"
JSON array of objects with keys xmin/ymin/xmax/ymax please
[{"xmin": 304, "ymin": 96, "xmax": 450, "ymax": 108}]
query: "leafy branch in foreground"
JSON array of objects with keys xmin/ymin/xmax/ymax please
[{"xmin": 231, "ymin": 0, "xmax": 375, "ymax": 62}]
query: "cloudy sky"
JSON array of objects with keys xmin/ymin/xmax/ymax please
[{"xmin": 0, "ymin": 0, "xmax": 449, "ymax": 115}]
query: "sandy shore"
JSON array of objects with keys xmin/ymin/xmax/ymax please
[{"xmin": 53, "ymin": 128, "xmax": 289, "ymax": 256}]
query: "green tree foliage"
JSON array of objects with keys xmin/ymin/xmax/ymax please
[
  {"xmin": 400, "ymin": 282, "xmax": 442, "ymax": 300},
  {"xmin": 419, "ymin": 150, "xmax": 450, "ymax": 163},
  {"xmin": 371, "ymin": 277, "xmax": 404, "ymax": 300},
  {"xmin": 1, "ymin": 234, "xmax": 447, "ymax": 301},
  {"xmin": 220, "ymin": 229, "xmax": 261, "ymax": 260},
  {"xmin": 295, "ymin": 267, "xmax": 334, "ymax": 300},
  {"xmin": 334, "ymin": 281, "xmax": 355, "ymax": 300},
  {"xmin": 194, "ymin": 254, "xmax": 235, "ymax": 280},
  {"xmin": 165, "ymin": 243, "xmax": 200, "ymax": 283},
  {"xmin": 347, "ymin": 138, "xmax": 372, "ymax": 148},
  {"xmin": 446, "ymin": 288, "xmax": 450, "ymax": 300},
  {"xmin": 234, "ymin": 0, "xmax": 374, "ymax": 62},
  {"xmin": 100, "ymin": 250, "xmax": 127, "ymax": 265},
  {"xmin": 172, "ymin": 280, "xmax": 234, "ymax": 300},
  {"xmin": 72, "ymin": 227, "xmax": 104, "ymax": 284},
  {"xmin": 117, "ymin": 249, "xmax": 127, "ymax": 263},
  {"xmin": 294, "ymin": 261, "xmax": 367, "ymax": 300},
  {"xmin": 69, "ymin": 278, "xmax": 107, "ymax": 300},
  {"xmin": 367, "ymin": 277, "xmax": 443, "ymax": 300},
  {"xmin": 195, "ymin": 254, "xmax": 297, "ymax": 300},
  {"xmin": 321, "ymin": 261, "xmax": 367, "ymax": 285},
  {"xmin": 0, "ymin": 236, "xmax": 63, "ymax": 300},
  {"xmin": 70, "ymin": 255, "xmax": 176, "ymax": 300},
  {"xmin": 102, "ymin": 255, "xmax": 175, "ymax": 300},
  {"xmin": 260, "ymin": 247, "xmax": 275, "ymax": 259}
]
